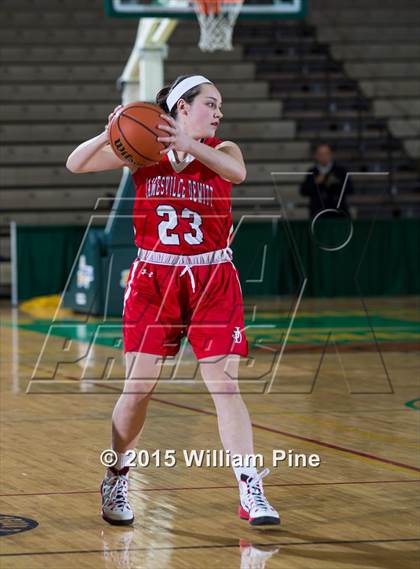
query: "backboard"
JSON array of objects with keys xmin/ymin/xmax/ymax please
[{"xmin": 104, "ymin": 0, "xmax": 306, "ymax": 20}]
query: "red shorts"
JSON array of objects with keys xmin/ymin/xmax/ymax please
[{"xmin": 122, "ymin": 249, "xmax": 248, "ymax": 359}]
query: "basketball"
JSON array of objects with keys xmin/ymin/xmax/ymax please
[{"xmin": 109, "ymin": 102, "xmax": 167, "ymax": 167}]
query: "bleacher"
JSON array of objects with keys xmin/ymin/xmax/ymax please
[
  {"xmin": 1, "ymin": 0, "xmax": 419, "ymax": 297},
  {"xmin": 309, "ymin": 0, "xmax": 420, "ymax": 163},
  {"xmin": 238, "ymin": 17, "xmax": 419, "ymax": 206},
  {"xmin": 0, "ymin": 1, "xmax": 136, "ymax": 229}
]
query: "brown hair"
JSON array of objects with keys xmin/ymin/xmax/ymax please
[{"xmin": 156, "ymin": 75, "xmax": 205, "ymax": 118}]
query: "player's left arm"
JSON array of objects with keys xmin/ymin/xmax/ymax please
[
  {"xmin": 215, "ymin": 141, "xmax": 247, "ymax": 183},
  {"xmin": 188, "ymin": 139, "xmax": 247, "ymax": 184}
]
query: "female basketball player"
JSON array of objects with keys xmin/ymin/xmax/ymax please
[{"xmin": 67, "ymin": 75, "xmax": 280, "ymax": 527}]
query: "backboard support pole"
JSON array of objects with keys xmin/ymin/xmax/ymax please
[{"xmin": 119, "ymin": 18, "xmax": 178, "ymax": 104}]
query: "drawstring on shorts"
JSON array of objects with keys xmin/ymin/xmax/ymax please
[{"xmin": 179, "ymin": 264, "xmax": 196, "ymax": 293}]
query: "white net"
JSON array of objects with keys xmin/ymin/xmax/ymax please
[{"xmin": 192, "ymin": 1, "xmax": 244, "ymax": 52}]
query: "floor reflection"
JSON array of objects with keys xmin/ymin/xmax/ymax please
[
  {"xmin": 101, "ymin": 527, "xmax": 134, "ymax": 569},
  {"xmin": 239, "ymin": 538, "xmax": 280, "ymax": 569},
  {"xmin": 100, "ymin": 528, "xmax": 281, "ymax": 569}
]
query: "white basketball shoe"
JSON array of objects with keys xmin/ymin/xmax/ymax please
[
  {"xmin": 100, "ymin": 467, "xmax": 134, "ymax": 526},
  {"xmin": 238, "ymin": 468, "xmax": 280, "ymax": 526}
]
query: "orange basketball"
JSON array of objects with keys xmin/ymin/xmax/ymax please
[{"xmin": 109, "ymin": 102, "xmax": 167, "ymax": 167}]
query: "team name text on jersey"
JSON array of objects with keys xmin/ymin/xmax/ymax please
[{"xmin": 146, "ymin": 176, "xmax": 214, "ymax": 207}]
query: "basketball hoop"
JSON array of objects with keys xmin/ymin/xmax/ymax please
[{"xmin": 192, "ymin": 0, "xmax": 244, "ymax": 52}]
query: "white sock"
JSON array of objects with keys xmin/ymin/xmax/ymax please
[
  {"xmin": 115, "ymin": 451, "xmax": 131, "ymax": 471},
  {"xmin": 233, "ymin": 465, "xmax": 258, "ymax": 482}
]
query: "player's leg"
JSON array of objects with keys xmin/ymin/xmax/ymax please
[
  {"xmin": 101, "ymin": 351, "xmax": 162, "ymax": 526},
  {"xmin": 199, "ymin": 354, "xmax": 254, "ymax": 459},
  {"xmin": 112, "ymin": 351, "xmax": 162, "ymax": 452},
  {"xmin": 190, "ymin": 262, "xmax": 255, "ymax": 470},
  {"xmin": 102, "ymin": 260, "xmax": 182, "ymax": 525},
  {"xmin": 199, "ymin": 354, "xmax": 280, "ymax": 526}
]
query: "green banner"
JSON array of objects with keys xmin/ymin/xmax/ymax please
[
  {"xmin": 17, "ymin": 226, "xmax": 86, "ymax": 301},
  {"xmin": 16, "ymin": 219, "xmax": 420, "ymax": 303}
]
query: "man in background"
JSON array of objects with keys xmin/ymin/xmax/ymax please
[{"xmin": 300, "ymin": 142, "xmax": 353, "ymax": 218}]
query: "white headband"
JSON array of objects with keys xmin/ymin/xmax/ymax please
[{"xmin": 166, "ymin": 75, "xmax": 212, "ymax": 112}]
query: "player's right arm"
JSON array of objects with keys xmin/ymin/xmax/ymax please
[
  {"xmin": 66, "ymin": 131, "xmax": 130, "ymax": 173},
  {"xmin": 66, "ymin": 106, "xmax": 137, "ymax": 174}
]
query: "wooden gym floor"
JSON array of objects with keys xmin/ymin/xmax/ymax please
[{"xmin": 0, "ymin": 296, "xmax": 419, "ymax": 568}]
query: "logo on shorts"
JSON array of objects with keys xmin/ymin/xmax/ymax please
[
  {"xmin": 141, "ymin": 268, "xmax": 154, "ymax": 278},
  {"xmin": 232, "ymin": 326, "xmax": 243, "ymax": 344}
]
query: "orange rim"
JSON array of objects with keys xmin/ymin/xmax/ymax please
[{"xmin": 193, "ymin": 0, "xmax": 242, "ymax": 15}]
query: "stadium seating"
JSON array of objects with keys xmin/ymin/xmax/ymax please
[{"xmin": 308, "ymin": 1, "xmax": 420, "ymax": 161}]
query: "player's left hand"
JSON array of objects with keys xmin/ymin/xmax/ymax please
[{"xmin": 157, "ymin": 114, "xmax": 192, "ymax": 155}]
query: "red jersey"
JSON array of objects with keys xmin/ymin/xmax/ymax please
[{"xmin": 131, "ymin": 137, "xmax": 233, "ymax": 255}]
